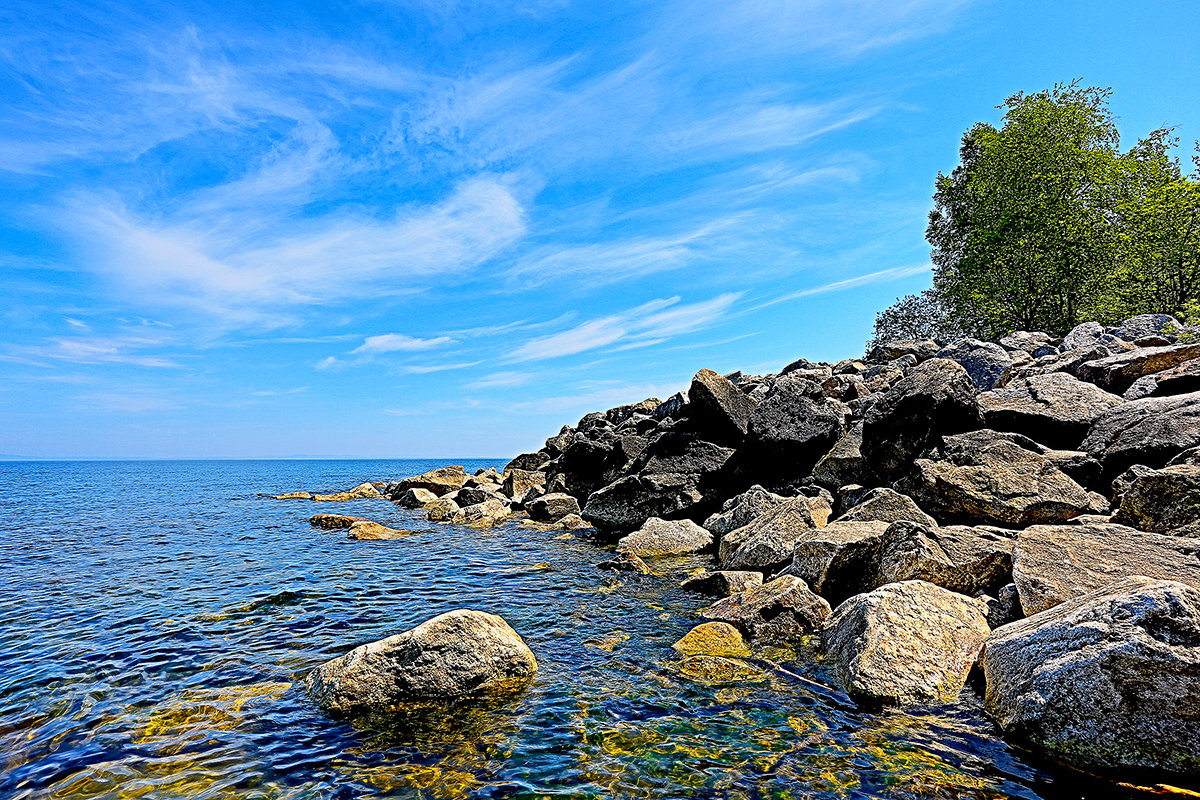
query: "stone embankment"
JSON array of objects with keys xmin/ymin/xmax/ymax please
[{"xmin": 304, "ymin": 312, "xmax": 1200, "ymax": 782}]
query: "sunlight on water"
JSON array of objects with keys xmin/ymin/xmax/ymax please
[{"xmin": 0, "ymin": 459, "xmax": 1153, "ymax": 799}]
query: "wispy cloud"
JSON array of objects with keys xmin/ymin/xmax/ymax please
[
  {"xmin": 508, "ymin": 293, "xmax": 741, "ymax": 362},
  {"xmin": 352, "ymin": 333, "xmax": 454, "ymax": 355},
  {"xmin": 751, "ymin": 264, "xmax": 932, "ymax": 310},
  {"xmin": 466, "ymin": 371, "xmax": 534, "ymax": 390},
  {"xmin": 17, "ymin": 334, "xmax": 183, "ymax": 369}
]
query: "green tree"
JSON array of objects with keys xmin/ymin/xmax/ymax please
[{"xmin": 867, "ymin": 289, "xmax": 962, "ymax": 351}]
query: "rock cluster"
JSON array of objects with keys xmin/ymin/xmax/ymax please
[{"xmin": 499, "ymin": 314, "xmax": 1200, "ymax": 779}]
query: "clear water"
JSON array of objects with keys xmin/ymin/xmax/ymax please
[{"xmin": 0, "ymin": 459, "xmax": 1175, "ymax": 799}]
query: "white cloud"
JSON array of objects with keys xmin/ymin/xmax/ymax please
[
  {"xmin": 752, "ymin": 264, "xmax": 933, "ymax": 310},
  {"xmin": 20, "ymin": 334, "xmax": 183, "ymax": 369},
  {"xmin": 352, "ymin": 333, "xmax": 453, "ymax": 355},
  {"xmin": 508, "ymin": 293, "xmax": 741, "ymax": 362},
  {"xmin": 466, "ymin": 371, "xmax": 534, "ymax": 390}
]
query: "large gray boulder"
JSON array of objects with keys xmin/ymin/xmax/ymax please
[
  {"xmin": 860, "ymin": 358, "xmax": 983, "ymax": 483},
  {"xmin": 866, "ymin": 339, "xmax": 940, "ymax": 364},
  {"xmin": 784, "ymin": 520, "xmax": 892, "ymax": 603},
  {"xmin": 389, "ymin": 466, "xmax": 467, "ymax": 498},
  {"xmin": 688, "ymin": 368, "xmax": 755, "ymax": 445},
  {"xmin": 822, "ymin": 580, "xmax": 991, "ymax": 705},
  {"xmin": 1113, "ymin": 465, "xmax": 1200, "ymax": 534},
  {"xmin": 977, "ymin": 372, "xmax": 1125, "ymax": 450},
  {"xmin": 810, "ymin": 422, "xmax": 866, "ymax": 489},
  {"xmin": 870, "ymin": 522, "xmax": 1014, "ymax": 598},
  {"xmin": 700, "ymin": 575, "xmax": 831, "ymax": 643},
  {"xmin": 581, "ymin": 473, "xmax": 703, "ymax": 533},
  {"xmin": 1082, "ymin": 391, "xmax": 1200, "ymax": 480},
  {"xmin": 1075, "ymin": 342, "xmax": 1200, "ymax": 394},
  {"xmin": 1010, "ymin": 523, "xmax": 1200, "ymax": 614},
  {"xmin": 981, "ymin": 576, "xmax": 1200, "ymax": 774},
  {"xmin": 718, "ymin": 497, "xmax": 818, "ymax": 572},
  {"xmin": 936, "ymin": 338, "xmax": 1013, "ymax": 390},
  {"xmin": 617, "ymin": 517, "xmax": 713, "ymax": 557},
  {"xmin": 899, "ymin": 433, "xmax": 1104, "ymax": 527},
  {"xmin": 1111, "ymin": 313, "xmax": 1183, "ymax": 343},
  {"xmin": 525, "ymin": 492, "xmax": 581, "ymax": 522},
  {"xmin": 834, "ymin": 487, "xmax": 936, "ymax": 527},
  {"xmin": 306, "ymin": 610, "xmax": 537, "ymax": 713}
]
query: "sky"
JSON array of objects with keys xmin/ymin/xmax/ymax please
[{"xmin": 1, "ymin": 0, "xmax": 1198, "ymax": 459}]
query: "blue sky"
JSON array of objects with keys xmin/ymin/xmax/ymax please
[{"xmin": 1, "ymin": 0, "xmax": 1198, "ymax": 458}]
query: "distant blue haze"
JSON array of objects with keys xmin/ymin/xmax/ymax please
[{"xmin": 1, "ymin": 0, "xmax": 1197, "ymax": 458}]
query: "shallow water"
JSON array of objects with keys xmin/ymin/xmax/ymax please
[{"xmin": 0, "ymin": 459, "xmax": 1178, "ymax": 799}]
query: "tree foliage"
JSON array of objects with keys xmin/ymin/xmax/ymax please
[{"xmin": 874, "ymin": 82, "xmax": 1200, "ymax": 344}]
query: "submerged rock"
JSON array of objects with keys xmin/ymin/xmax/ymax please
[
  {"xmin": 616, "ymin": 517, "xmax": 713, "ymax": 557},
  {"xmin": 306, "ymin": 610, "xmax": 537, "ymax": 713},
  {"xmin": 982, "ymin": 576, "xmax": 1200, "ymax": 774},
  {"xmin": 701, "ymin": 575, "xmax": 831, "ymax": 644},
  {"xmin": 347, "ymin": 521, "xmax": 413, "ymax": 540},
  {"xmin": 273, "ymin": 491, "xmax": 312, "ymax": 500},
  {"xmin": 673, "ymin": 655, "xmax": 767, "ymax": 684},
  {"xmin": 672, "ymin": 621, "xmax": 751, "ymax": 658},
  {"xmin": 822, "ymin": 580, "xmax": 991, "ymax": 705}
]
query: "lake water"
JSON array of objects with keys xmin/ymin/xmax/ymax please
[{"xmin": 0, "ymin": 459, "xmax": 1163, "ymax": 799}]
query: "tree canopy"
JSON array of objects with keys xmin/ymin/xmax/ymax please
[{"xmin": 871, "ymin": 82, "xmax": 1200, "ymax": 346}]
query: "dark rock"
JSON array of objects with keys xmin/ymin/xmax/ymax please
[
  {"xmin": 981, "ymin": 576, "xmax": 1200, "ymax": 774},
  {"xmin": 525, "ymin": 492, "xmax": 581, "ymax": 523},
  {"xmin": 860, "ymin": 358, "xmax": 983, "ymax": 483},
  {"xmin": 866, "ymin": 339, "xmax": 940, "ymax": 364},
  {"xmin": 975, "ymin": 583, "xmax": 1022, "ymax": 628},
  {"xmin": 501, "ymin": 469, "xmax": 545, "ymax": 504},
  {"xmin": 630, "ymin": 431, "xmax": 735, "ymax": 483},
  {"xmin": 823, "ymin": 580, "xmax": 991, "ymax": 705},
  {"xmin": 680, "ymin": 570, "xmax": 764, "ymax": 597},
  {"xmin": 834, "ymin": 487, "xmax": 937, "ymax": 527},
  {"xmin": 310, "ymin": 514, "xmax": 367, "ymax": 530},
  {"xmin": 1081, "ymin": 391, "xmax": 1200, "ymax": 480},
  {"xmin": 306, "ymin": 610, "xmax": 537, "ymax": 713},
  {"xmin": 597, "ymin": 550, "xmax": 651, "ymax": 574},
  {"xmin": 1075, "ymin": 343, "xmax": 1200, "ymax": 394},
  {"xmin": 977, "ymin": 373, "xmax": 1125, "ymax": 450},
  {"xmin": 652, "ymin": 391, "xmax": 689, "ymax": 421},
  {"xmin": 936, "ymin": 338, "xmax": 1013, "ymax": 390},
  {"xmin": 1110, "ymin": 313, "xmax": 1183, "ymax": 343},
  {"xmin": 1010, "ymin": 523, "xmax": 1200, "ymax": 614},
  {"xmin": 688, "ymin": 369, "xmax": 756, "ymax": 445},
  {"xmin": 810, "ymin": 422, "xmax": 866, "ymax": 489},
  {"xmin": 745, "ymin": 374, "xmax": 844, "ymax": 481},
  {"xmin": 581, "ymin": 473, "xmax": 704, "ymax": 533},
  {"xmin": 701, "ymin": 575, "xmax": 831, "ymax": 643}
]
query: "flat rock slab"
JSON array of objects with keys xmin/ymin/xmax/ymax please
[
  {"xmin": 310, "ymin": 514, "xmax": 368, "ymax": 530},
  {"xmin": 982, "ymin": 576, "xmax": 1200, "ymax": 774},
  {"xmin": 822, "ymin": 580, "xmax": 991, "ymax": 705},
  {"xmin": 977, "ymin": 372, "xmax": 1125, "ymax": 450},
  {"xmin": 306, "ymin": 609, "xmax": 537, "ymax": 714},
  {"xmin": 1082, "ymin": 391, "xmax": 1200, "ymax": 480},
  {"xmin": 1011, "ymin": 523, "xmax": 1200, "ymax": 614},
  {"xmin": 1076, "ymin": 342, "xmax": 1200, "ymax": 394},
  {"xmin": 347, "ymin": 521, "xmax": 414, "ymax": 540}
]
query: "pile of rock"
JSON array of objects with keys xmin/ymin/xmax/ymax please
[{"xmin": 502, "ymin": 312, "xmax": 1200, "ymax": 779}]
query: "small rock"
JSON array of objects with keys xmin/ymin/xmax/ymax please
[
  {"xmin": 347, "ymin": 521, "xmax": 413, "ymax": 540},
  {"xmin": 310, "ymin": 514, "xmax": 367, "ymax": 530},
  {"xmin": 672, "ymin": 622, "xmax": 751, "ymax": 658},
  {"xmin": 305, "ymin": 609, "xmax": 537, "ymax": 713},
  {"xmin": 680, "ymin": 570, "xmax": 764, "ymax": 597},
  {"xmin": 981, "ymin": 576, "xmax": 1200, "ymax": 774},
  {"xmin": 617, "ymin": 517, "xmax": 713, "ymax": 557},
  {"xmin": 526, "ymin": 492, "xmax": 581, "ymax": 523},
  {"xmin": 597, "ymin": 550, "xmax": 651, "ymax": 573},
  {"xmin": 701, "ymin": 575, "xmax": 831, "ymax": 644},
  {"xmin": 395, "ymin": 487, "xmax": 438, "ymax": 508},
  {"xmin": 822, "ymin": 580, "xmax": 991, "ymax": 705},
  {"xmin": 273, "ymin": 491, "xmax": 312, "ymax": 500}
]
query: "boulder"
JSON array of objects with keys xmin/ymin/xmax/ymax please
[
  {"xmin": 306, "ymin": 610, "xmax": 537, "ymax": 713},
  {"xmin": 834, "ymin": 487, "xmax": 936, "ymax": 527},
  {"xmin": 423, "ymin": 497, "xmax": 459, "ymax": 521},
  {"xmin": 702, "ymin": 485, "xmax": 790, "ymax": 537},
  {"xmin": 870, "ymin": 522, "xmax": 1014, "ymax": 597},
  {"xmin": 687, "ymin": 368, "xmax": 756, "ymax": 445},
  {"xmin": 866, "ymin": 339, "xmax": 940, "ymax": 364},
  {"xmin": 822, "ymin": 580, "xmax": 991, "ymax": 705},
  {"xmin": 977, "ymin": 373, "xmax": 1125, "ymax": 450},
  {"xmin": 596, "ymin": 550, "xmax": 651, "ymax": 573},
  {"xmin": 347, "ymin": 521, "xmax": 413, "ymax": 540},
  {"xmin": 1082, "ymin": 391, "xmax": 1200, "ymax": 480},
  {"xmin": 525, "ymin": 492, "xmax": 581, "ymax": 523},
  {"xmin": 1124, "ymin": 358, "xmax": 1200, "ymax": 400},
  {"xmin": 672, "ymin": 621, "xmax": 751, "ymax": 658},
  {"xmin": 273, "ymin": 491, "xmax": 311, "ymax": 499},
  {"xmin": 629, "ymin": 431, "xmax": 735, "ymax": 484},
  {"xmin": 936, "ymin": 338, "xmax": 1013, "ymax": 390},
  {"xmin": 504, "ymin": 452, "xmax": 550, "ymax": 472},
  {"xmin": 719, "ymin": 497, "xmax": 818, "ymax": 572},
  {"xmin": 450, "ymin": 499, "xmax": 510, "ymax": 527},
  {"xmin": 313, "ymin": 482, "xmax": 383, "ymax": 502},
  {"xmin": 310, "ymin": 513, "xmax": 367, "ymax": 530},
  {"xmin": 391, "ymin": 466, "xmax": 467, "ymax": 498},
  {"xmin": 452, "ymin": 486, "xmax": 508, "ymax": 507},
  {"xmin": 551, "ymin": 513, "xmax": 591, "ymax": 531},
  {"xmin": 1110, "ymin": 313, "xmax": 1184, "ymax": 343},
  {"xmin": 501, "ymin": 469, "xmax": 545, "ymax": 503},
  {"xmin": 785, "ymin": 521, "xmax": 891, "ymax": 604},
  {"xmin": 680, "ymin": 570, "xmax": 764, "ymax": 597},
  {"xmin": 1060, "ymin": 321, "xmax": 1106, "ymax": 351},
  {"xmin": 1113, "ymin": 465, "xmax": 1200, "ymax": 533},
  {"xmin": 1075, "ymin": 342, "xmax": 1200, "ymax": 394},
  {"xmin": 581, "ymin": 473, "xmax": 703, "ymax": 533},
  {"xmin": 396, "ymin": 487, "xmax": 439, "ymax": 508},
  {"xmin": 899, "ymin": 434, "xmax": 1103, "ymax": 527},
  {"xmin": 744, "ymin": 374, "xmax": 844, "ymax": 480},
  {"xmin": 616, "ymin": 517, "xmax": 713, "ymax": 557},
  {"xmin": 860, "ymin": 358, "xmax": 983, "ymax": 483},
  {"xmin": 652, "ymin": 391, "xmax": 689, "ymax": 421},
  {"xmin": 981, "ymin": 576, "xmax": 1200, "ymax": 774},
  {"xmin": 1010, "ymin": 523, "xmax": 1200, "ymax": 614},
  {"xmin": 701, "ymin": 575, "xmax": 831, "ymax": 643}
]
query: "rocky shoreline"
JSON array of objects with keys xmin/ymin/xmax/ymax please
[{"xmin": 293, "ymin": 312, "xmax": 1200, "ymax": 784}]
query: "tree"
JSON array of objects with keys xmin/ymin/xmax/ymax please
[{"xmin": 867, "ymin": 289, "xmax": 962, "ymax": 351}]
